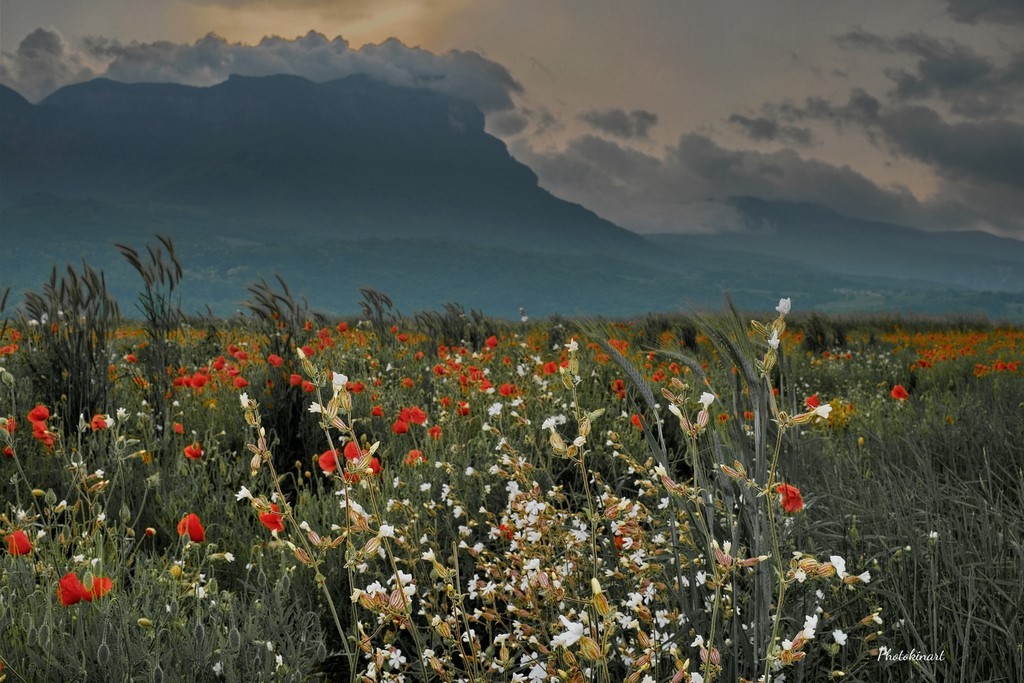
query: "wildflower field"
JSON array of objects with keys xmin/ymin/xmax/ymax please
[{"xmin": 1, "ymin": 255, "xmax": 1022, "ymax": 683}]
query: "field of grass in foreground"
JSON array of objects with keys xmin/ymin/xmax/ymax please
[{"xmin": 1, "ymin": 294, "xmax": 1021, "ymax": 683}]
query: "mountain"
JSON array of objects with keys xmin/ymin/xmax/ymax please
[
  {"xmin": 0, "ymin": 76, "xmax": 641, "ymax": 252},
  {"xmin": 1, "ymin": 76, "xmax": 1023, "ymax": 319}
]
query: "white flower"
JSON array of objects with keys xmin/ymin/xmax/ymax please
[
  {"xmin": 699, "ymin": 392, "xmax": 715, "ymax": 409},
  {"xmin": 212, "ymin": 662, "xmax": 223, "ymax": 676},
  {"xmin": 832, "ymin": 629, "xmax": 848, "ymax": 646},
  {"xmin": 236, "ymin": 486, "xmax": 252, "ymax": 501},
  {"xmin": 802, "ymin": 614, "xmax": 818, "ymax": 639},
  {"xmin": 378, "ymin": 524, "xmax": 395, "ymax": 538},
  {"xmin": 388, "ymin": 648, "xmax": 406, "ymax": 669},
  {"xmin": 691, "ymin": 673, "xmax": 705, "ymax": 683},
  {"xmin": 239, "ymin": 392, "xmax": 249, "ymax": 408},
  {"xmin": 776, "ymin": 297, "xmax": 792, "ymax": 315},
  {"xmin": 928, "ymin": 530, "xmax": 939, "ymax": 540},
  {"xmin": 813, "ymin": 404, "xmax": 833, "ymax": 420},
  {"xmin": 830, "ymin": 555, "xmax": 847, "ymax": 578},
  {"xmin": 767, "ymin": 329, "xmax": 780, "ymax": 350},
  {"xmin": 551, "ymin": 615, "xmax": 585, "ymax": 648},
  {"xmin": 691, "ymin": 635, "xmax": 704, "ymax": 648},
  {"xmin": 488, "ymin": 402, "xmax": 503, "ymax": 417},
  {"xmin": 116, "ymin": 407, "xmax": 129, "ymax": 420},
  {"xmin": 308, "ymin": 402, "xmax": 323, "ymax": 414},
  {"xmin": 223, "ymin": 552, "xmax": 235, "ymax": 562},
  {"xmin": 565, "ymin": 338, "xmax": 578, "ymax": 353},
  {"xmin": 857, "ymin": 571, "xmax": 871, "ymax": 584},
  {"xmin": 332, "ymin": 372, "xmax": 348, "ymax": 396}
]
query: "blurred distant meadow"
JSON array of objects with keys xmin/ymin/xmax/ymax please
[{"xmin": 0, "ymin": 240, "xmax": 1022, "ymax": 683}]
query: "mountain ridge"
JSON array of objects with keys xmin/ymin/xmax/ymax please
[{"xmin": 1, "ymin": 75, "xmax": 1023, "ymax": 319}]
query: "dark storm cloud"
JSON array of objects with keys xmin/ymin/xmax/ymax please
[
  {"xmin": 2, "ymin": 29, "xmax": 523, "ymax": 111},
  {"xmin": 777, "ymin": 88, "xmax": 1024, "ymax": 189},
  {"xmin": 836, "ymin": 29, "xmax": 1024, "ymax": 117},
  {"xmin": 726, "ymin": 114, "xmax": 814, "ymax": 146},
  {"xmin": 0, "ymin": 27, "xmax": 98, "ymax": 101},
  {"xmin": 943, "ymin": 0, "xmax": 1024, "ymax": 25},
  {"xmin": 579, "ymin": 108, "xmax": 659, "ymax": 139},
  {"xmin": 877, "ymin": 106, "xmax": 1024, "ymax": 186},
  {"xmin": 512, "ymin": 132, "xmax": 923, "ymax": 234}
]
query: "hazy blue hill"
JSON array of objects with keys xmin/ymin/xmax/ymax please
[{"xmin": 654, "ymin": 197, "xmax": 1024, "ymax": 293}]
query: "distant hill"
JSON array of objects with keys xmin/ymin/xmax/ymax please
[
  {"xmin": 665, "ymin": 197, "xmax": 1024, "ymax": 294},
  {"xmin": 1, "ymin": 76, "xmax": 1023, "ymax": 320}
]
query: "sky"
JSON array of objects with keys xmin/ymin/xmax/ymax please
[{"xmin": 2, "ymin": 0, "xmax": 1023, "ymax": 239}]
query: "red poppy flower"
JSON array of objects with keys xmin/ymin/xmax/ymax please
[
  {"xmin": 259, "ymin": 503, "xmax": 285, "ymax": 533},
  {"xmin": 2, "ymin": 416, "xmax": 16, "ymax": 434},
  {"xmin": 499, "ymin": 383, "xmax": 516, "ymax": 396},
  {"xmin": 392, "ymin": 419, "xmax": 409, "ymax": 435},
  {"xmin": 343, "ymin": 441, "xmax": 364, "ymax": 461},
  {"xmin": 890, "ymin": 385, "xmax": 909, "ymax": 400},
  {"xmin": 301, "ymin": 345, "xmax": 315, "ymax": 357},
  {"xmin": 631, "ymin": 414, "xmax": 643, "ymax": 430},
  {"xmin": 611, "ymin": 379, "xmax": 626, "ymax": 399},
  {"xmin": 301, "ymin": 381, "xmax": 315, "ymax": 393},
  {"xmin": 805, "ymin": 394, "xmax": 820, "ymax": 409},
  {"xmin": 27, "ymin": 405, "xmax": 50, "ymax": 423},
  {"xmin": 190, "ymin": 373, "xmax": 209, "ymax": 390},
  {"xmin": 485, "ymin": 335, "xmax": 498, "ymax": 349},
  {"xmin": 233, "ymin": 377, "xmax": 249, "ymax": 389},
  {"xmin": 90, "ymin": 414, "xmax": 110, "ymax": 431},
  {"xmin": 347, "ymin": 381, "xmax": 365, "ymax": 394},
  {"xmin": 267, "ymin": 354, "xmax": 284, "ymax": 367},
  {"xmin": 457, "ymin": 401, "xmax": 470, "ymax": 416},
  {"xmin": 86, "ymin": 576, "xmax": 113, "ymax": 601},
  {"xmin": 405, "ymin": 449, "xmax": 426, "ymax": 466},
  {"xmin": 289, "ymin": 373, "xmax": 303, "ymax": 387},
  {"xmin": 542, "ymin": 361, "xmax": 558, "ymax": 375},
  {"xmin": 6, "ymin": 529, "xmax": 32, "ymax": 556},
  {"xmin": 173, "ymin": 422, "xmax": 185, "ymax": 435},
  {"xmin": 428, "ymin": 425, "xmax": 442, "ymax": 440},
  {"xmin": 124, "ymin": 353, "xmax": 138, "ymax": 363},
  {"xmin": 58, "ymin": 572, "xmax": 89, "ymax": 606},
  {"xmin": 368, "ymin": 457, "xmax": 381, "ymax": 475},
  {"xmin": 318, "ymin": 449, "xmax": 339, "ymax": 473},
  {"xmin": 776, "ymin": 483, "xmax": 804, "ymax": 513},
  {"xmin": 177, "ymin": 513, "xmax": 205, "ymax": 542},
  {"xmin": 184, "ymin": 442, "xmax": 203, "ymax": 460},
  {"xmin": 400, "ymin": 406, "xmax": 427, "ymax": 425},
  {"xmin": 371, "ymin": 405, "xmax": 384, "ymax": 417}
]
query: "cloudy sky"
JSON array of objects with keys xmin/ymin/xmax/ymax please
[{"xmin": 2, "ymin": 0, "xmax": 1022, "ymax": 239}]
